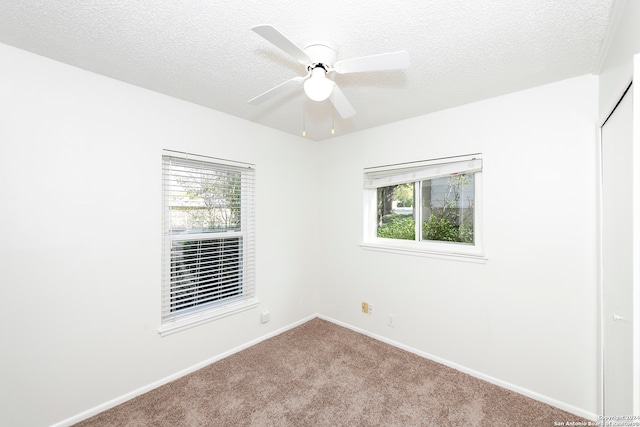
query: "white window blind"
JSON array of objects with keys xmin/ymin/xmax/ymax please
[
  {"xmin": 364, "ymin": 157, "xmax": 482, "ymax": 189},
  {"xmin": 160, "ymin": 151, "xmax": 256, "ymax": 335}
]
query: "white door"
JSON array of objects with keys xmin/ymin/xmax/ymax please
[{"xmin": 601, "ymin": 84, "xmax": 634, "ymax": 416}]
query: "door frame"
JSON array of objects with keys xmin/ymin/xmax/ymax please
[{"xmin": 597, "ymin": 52, "xmax": 640, "ymax": 417}]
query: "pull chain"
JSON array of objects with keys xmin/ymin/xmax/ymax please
[{"xmin": 302, "ymin": 96, "xmax": 307, "ymax": 137}]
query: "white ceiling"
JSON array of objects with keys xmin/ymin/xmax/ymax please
[{"xmin": 0, "ymin": 0, "xmax": 615, "ymax": 141}]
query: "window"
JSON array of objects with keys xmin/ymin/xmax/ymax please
[
  {"xmin": 159, "ymin": 150, "xmax": 257, "ymax": 336},
  {"xmin": 362, "ymin": 154, "xmax": 485, "ymax": 261}
]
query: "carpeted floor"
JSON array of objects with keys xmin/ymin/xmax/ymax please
[{"xmin": 74, "ymin": 318, "xmax": 590, "ymax": 426}]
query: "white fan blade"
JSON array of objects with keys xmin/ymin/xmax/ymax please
[
  {"xmin": 252, "ymin": 25, "xmax": 311, "ymax": 64},
  {"xmin": 334, "ymin": 50, "xmax": 410, "ymax": 74},
  {"xmin": 330, "ymin": 83, "xmax": 356, "ymax": 119},
  {"xmin": 248, "ymin": 76, "xmax": 305, "ymax": 105}
]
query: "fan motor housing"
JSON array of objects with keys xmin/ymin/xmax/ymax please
[{"xmin": 303, "ymin": 44, "xmax": 336, "ymax": 67}]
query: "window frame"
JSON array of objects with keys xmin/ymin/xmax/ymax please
[
  {"xmin": 158, "ymin": 150, "xmax": 258, "ymax": 336},
  {"xmin": 361, "ymin": 154, "xmax": 486, "ymax": 262}
]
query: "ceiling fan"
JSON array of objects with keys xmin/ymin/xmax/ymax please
[{"xmin": 248, "ymin": 25, "xmax": 410, "ymax": 119}]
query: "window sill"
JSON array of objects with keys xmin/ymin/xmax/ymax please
[
  {"xmin": 360, "ymin": 242, "xmax": 488, "ymax": 263},
  {"xmin": 158, "ymin": 297, "xmax": 260, "ymax": 337}
]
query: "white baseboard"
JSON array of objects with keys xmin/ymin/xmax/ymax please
[
  {"xmin": 50, "ymin": 314, "xmax": 317, "ymax": 427},
  {"xmin": 318, "ymin": 314, "xmax": 598, "ymax": 422}
]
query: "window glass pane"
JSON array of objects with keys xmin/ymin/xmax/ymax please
[
  {"xmin": 168, "ymin": 165, "xmax": 241, "ymax": 234},
  {"xmin": 421, "ymin": 173, "xmax": 474, "ymax": 244},
  {"xmin": 376, "ymin": 183, "xmax": 415, "ymax": 240}
]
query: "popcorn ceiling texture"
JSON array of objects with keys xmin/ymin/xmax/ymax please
[{"xmin": 0, "ymin": 0, "xmax": 614, "ymax": 140}]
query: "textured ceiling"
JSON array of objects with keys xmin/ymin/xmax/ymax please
[{"xmin": 0, "ymin": 0, "xmax": 615, "ymax": 141}]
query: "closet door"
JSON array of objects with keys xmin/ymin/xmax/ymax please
[{"xmin": 601, "ymin": 84, "xmax": 634, "ymax": 416}]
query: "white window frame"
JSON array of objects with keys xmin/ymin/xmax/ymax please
[
  {"xmin": 361, "ymin": 154, "xmax": 486, "ymax": 262},
  {"xmin": 158, "ymin": 150, "xmax": 258, "ymax": 336}
]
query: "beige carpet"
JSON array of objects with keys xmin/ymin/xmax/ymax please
[{"xmin": 74, "ymin": 318, "xmax": 589, "ymax": 426}]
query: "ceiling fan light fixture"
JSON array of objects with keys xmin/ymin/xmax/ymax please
[
  {"xmin": 304, "ymin": 67, "xmax": 333, "ymax": 102},
  {"xmin": 249, "ymin": 25, "xmax": 410, "ymax": 121}
]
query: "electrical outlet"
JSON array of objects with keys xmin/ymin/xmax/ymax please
[
  {"xmin": 387, "ymin": 314, "xmax": 395, "ymax": 327},
  {"xmin": 368, "ymin": 304, "xmax": 374, "ymax": 315},
  {"xmin": 361, "ymin": 301, "xmax": 369, "ymax": 314}
]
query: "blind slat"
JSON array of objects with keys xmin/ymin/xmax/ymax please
[
  {"xmin": 170, "ymin": 266, "xmax": 242, "ymax": 286},
  {"xmin": 169, "ymin": 281, "xmax": 243, "ymax": 304}
]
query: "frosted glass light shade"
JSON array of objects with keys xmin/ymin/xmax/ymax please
[{"xmin": 304, "ymin": 68, "xmax": 333, "ymax": 101}]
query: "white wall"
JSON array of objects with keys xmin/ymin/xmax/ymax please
[
  {"xmin": 0, "ymin": 43, "xmax": 320, "ymax": 427},
  {"xmin": 318, "ymin": 75, "xmax": 600, "ymax": 417}
]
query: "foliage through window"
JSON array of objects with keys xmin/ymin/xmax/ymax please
[
  {"xmin": 160, "ymin": 151, "xmax": 257, "ymax": 336},
  {"xmin": 377, "ymin": 174, "xmax": 475, "ymax": 243},
  {"xmin": 363, "ymin": 155, "xmax": 483, "ymax": 259}
]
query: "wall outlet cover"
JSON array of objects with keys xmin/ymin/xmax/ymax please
[
  {"xmin": 261, "ymin": 310, "xmax": 270, "ymax": 323},
  {"xmin": 361, "ymin": 302, "xmax": 369, "ymax": 314}
]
